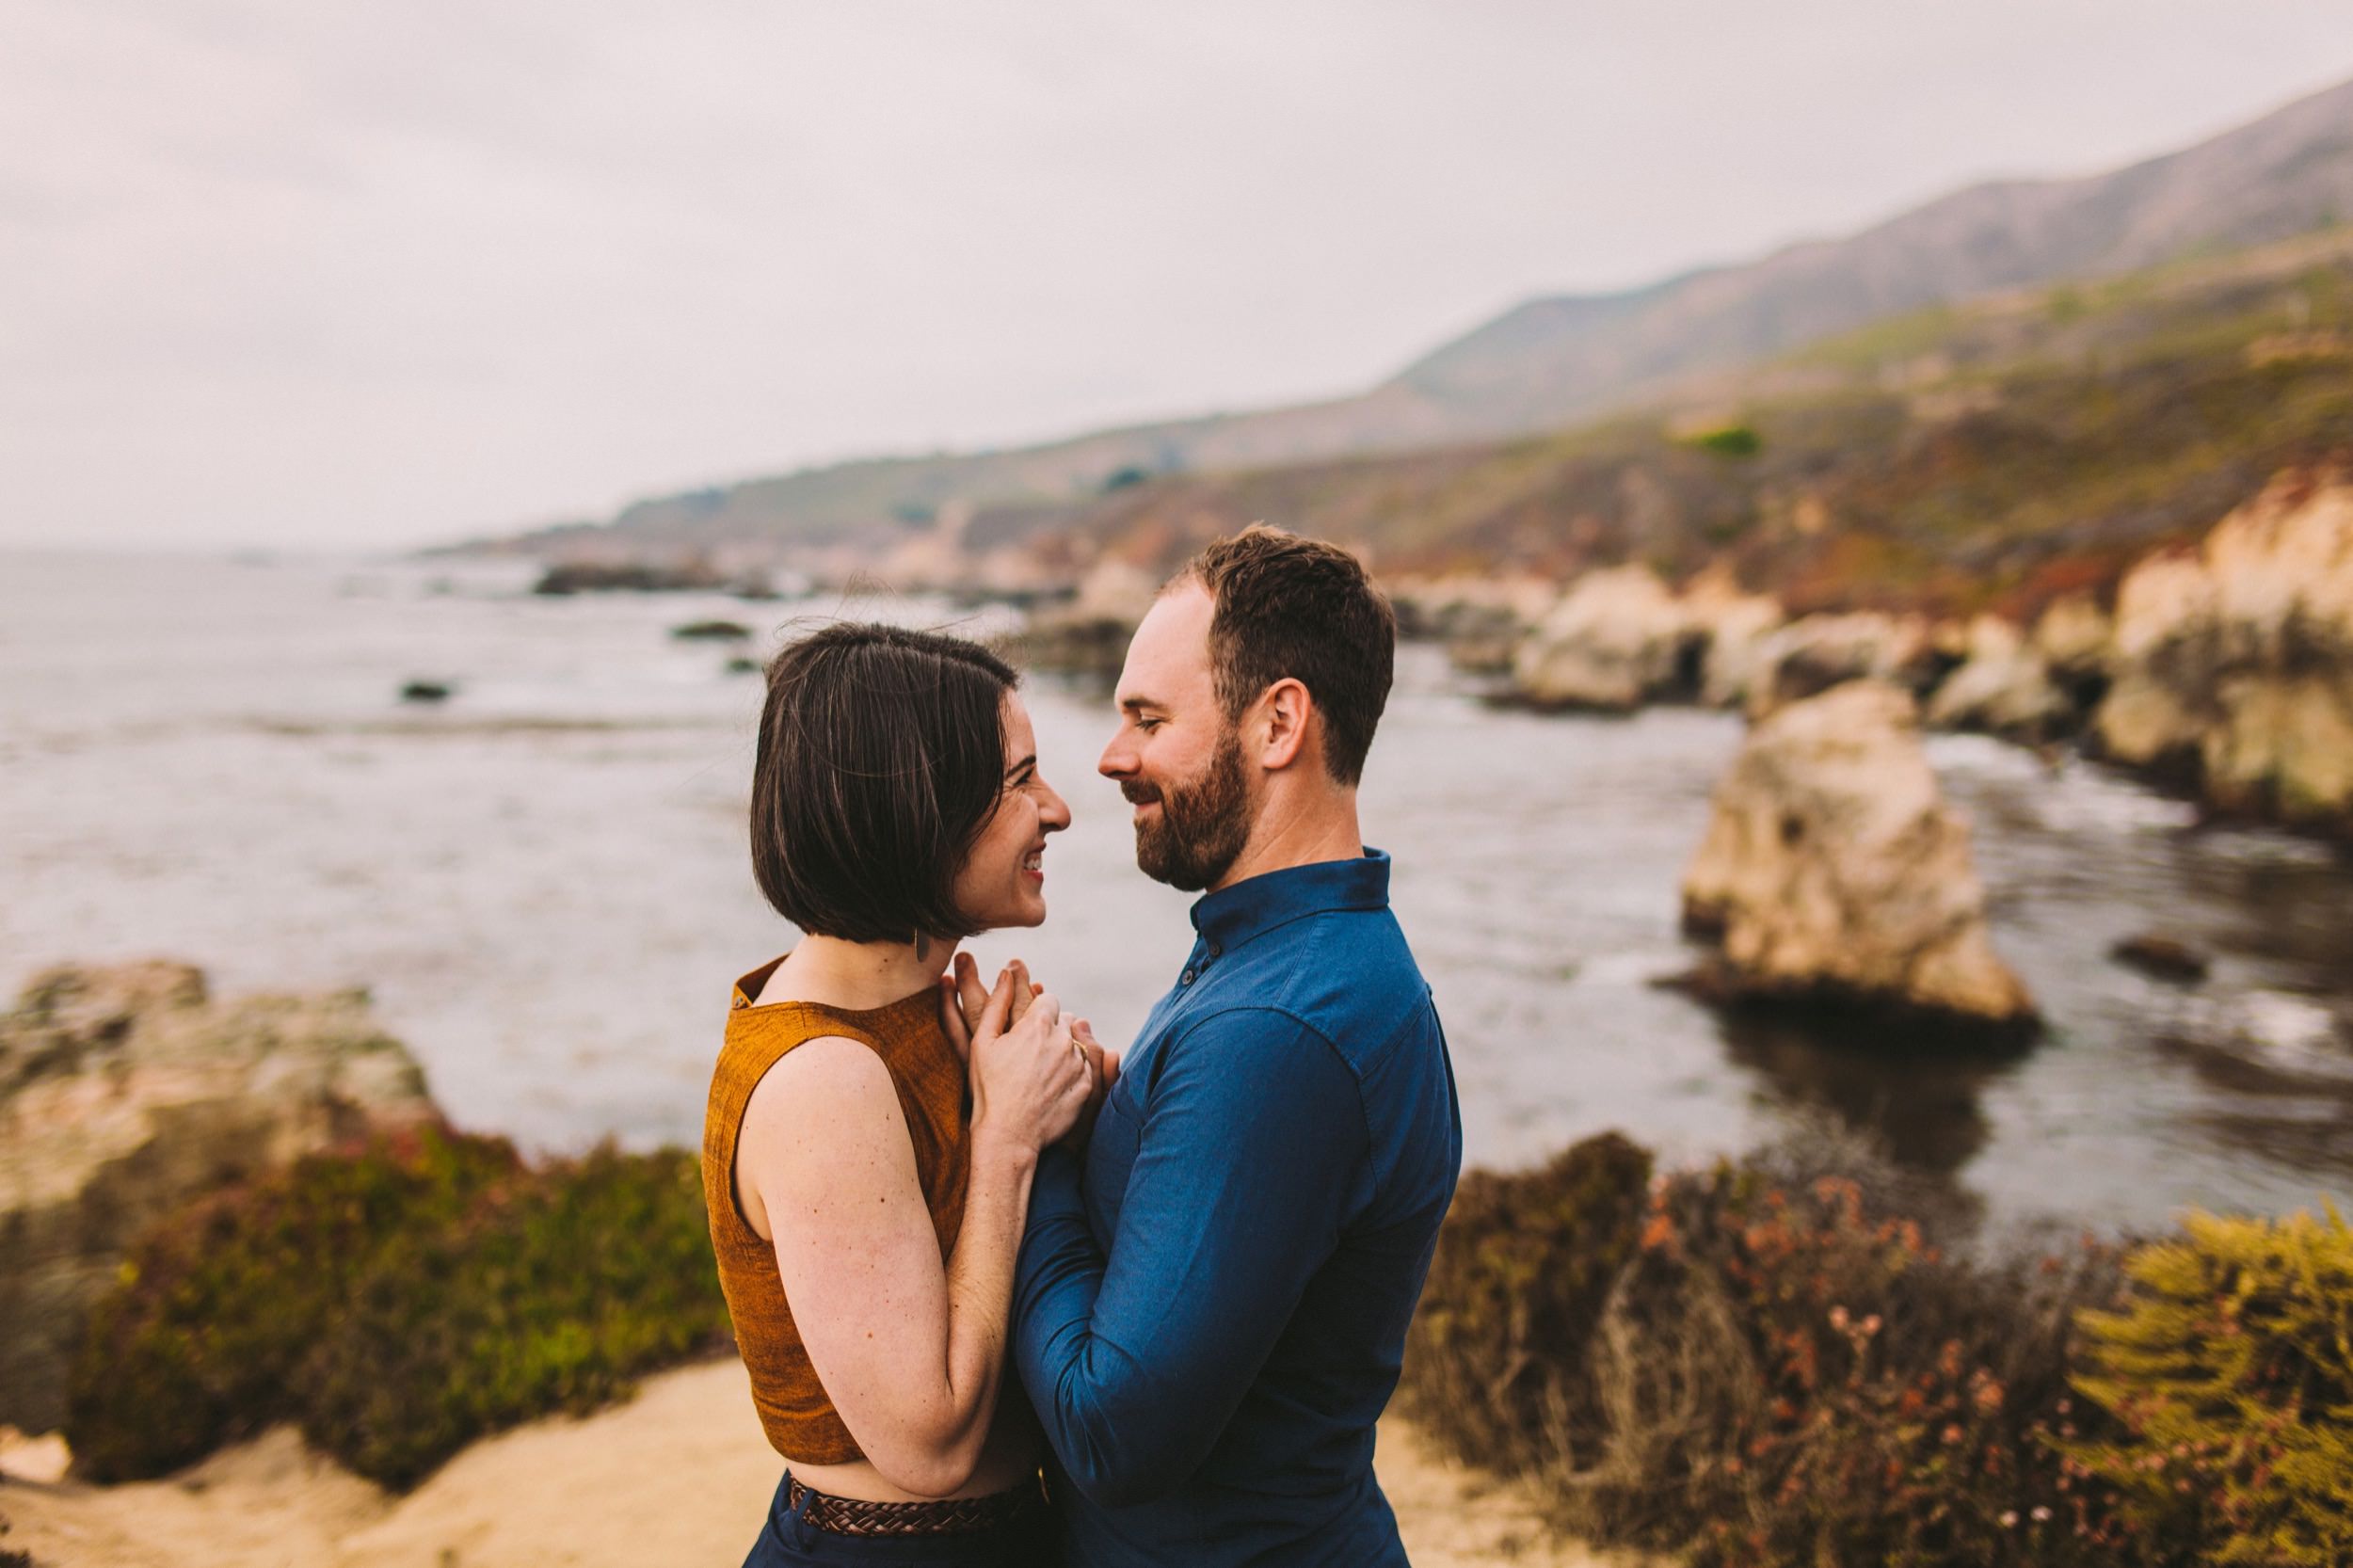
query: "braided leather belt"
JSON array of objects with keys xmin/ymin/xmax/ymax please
[{"xmin": 787, "ymin": 1473, "xmax": 1046, "ymax": 1537}]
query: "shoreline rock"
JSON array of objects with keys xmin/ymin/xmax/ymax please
[
  {"xmin": 2093, "ymin": 470, "xmax": 2353, "ymax": 832},
  {"xmin": 1510, "ymin": 565, "xmax": 1704, "ymax": 712},
  {"xmin": 532, "ymin": 559, "xmax": 771, "ymax": 598},
  {"xmin": 1678, "ymin": 681, "xmax": 2039, "ymax": 1034},
  {"xmin": 2111, "ymin": 933, "xmax": 2213, "ymax": 984},
  {"xmin": 1923, "ymin": 614, "xmax": 2074, "ymax": 741},
  {"xmin": 0, "ymin": 962, "xmax": 438, "ymax": 1435},
  {"xmin": 1476, "ymin": 468, "xmax": 2353, "ymax": 843}
]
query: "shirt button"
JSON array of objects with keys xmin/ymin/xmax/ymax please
[
  {"xmin": 1181, "ymin": 969, "xmax": 1195, "ymax": 985},
  {"xmin": 1208, "ymin": 942, "xmax": 1222, "ymax": 957}
]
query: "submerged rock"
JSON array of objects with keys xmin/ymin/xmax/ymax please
[
  {"xmin": 1680, "ymin": 681, "xmax": 2038, "ymax": 1032},
  {"xmin": 1510, "ymin": 566, "xmax": 1704, "ymax": 712},
  {"xmin": 2095, "ymin": 471, "xmax": 2353, "ymax": 827},
  {"xmin": 0, "ymin": 962, "xmax": 438, "ymax": 1433},
  {"xmin": 669, "ymin": 619, "xmax": 752, "ymax": 642},
  {"xmin": 2111, "ymin": 933, "xmax": 2212, "ymax": 984}
]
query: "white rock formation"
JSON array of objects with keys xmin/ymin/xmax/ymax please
[
  {"xmin": 1925, "ymin": 615, "xmax": 2073, "ymax": 739},
  {"xmin": 2095, "ymin": 472, "xmax": 2353, "ymax": 823},
  {"xmin": 1510, "ymin": 565, "xmax": 1704, "ymax": 711},
  {"xmin": 1743, "ymin": 612, "xmax": 1934, "ymax": 719},
  {"xmin": 2032, "ymin": 595, "xmax": 2113, "ymax": 680},
  {"xmin": 1680, "ymin": 680, "xmax": 2037, "ymax": 1028},
  {"xmin": 1682, "ymin": 569, "xmax": 1787, "ymax": 709},
  {"xmin": 0, "ymin": 962, "xmax": 437, "ymax": 1433}
]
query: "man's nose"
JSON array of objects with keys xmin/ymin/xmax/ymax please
[{"xmin": 1098, "ymin": 730, "xmax": 1136, "ymax": 779}]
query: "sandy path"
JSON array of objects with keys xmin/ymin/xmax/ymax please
[{"xmin": 0, "ymin": 1358, "xmax": 1623, "ymax": 1567}]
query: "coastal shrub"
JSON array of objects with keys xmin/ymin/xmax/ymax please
[
  {"xmin": 1684, "ymin": 424, "xmax": 1763, "ymax": 457},
  {"xmin": 1580, "ymin": 1144, "xmax": 2149, "ymax": 1568},
  {"xmin": 67, "ymin": 1131, "xmax": 728, "ymax": 1490},
  {"xmin": 2067, "ymin": 1207, "xmax": 2353, "ymax": 1566},
  {"xmin": 1407, "ymin": 1125, "xmax": 2160, "ymax": 1567},
  {"xmin": 66, "ymin": 1126, "xmax": 521, "ymax": 1481},
  {"xmin": 1398, "ymin": 1132, "xmax": 1652, "ymax": 1469},
  {"xmin": 297, "ymin": 1144, "xmax": 729, "ymax": 1487}
]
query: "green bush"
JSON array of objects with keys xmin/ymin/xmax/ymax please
[
  {"xmin": 1399, "ymin": 1132, "xmax": 1652, "ymax": 1469},
  {"xmin": 2069, "ymin": 1207, "xmax": 2353, "ymax": 1566},
  {"xmin": 298, "ymin": 1144, "xmax": 729, "ymax": 1487},
  {"xmin": 67, "ymin": 1129, "xmax": 729, "ymax": 1489},
  {"xmin": 1683, "ymin": 423, "xmax": 1764, "ymax": 457},
  {"xmin": 67, "ymin": 1126, "xmax": 520, "ymax": 1480}
]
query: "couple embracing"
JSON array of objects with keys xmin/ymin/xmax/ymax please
[{"xmin": 702, "ymin": 527, "xmax": 1464, "ymax": 1566}]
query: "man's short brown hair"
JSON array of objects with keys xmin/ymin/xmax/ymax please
[{"xmin": 1175, "ymin": 525, "xmax": 1395, "ymax": 785}]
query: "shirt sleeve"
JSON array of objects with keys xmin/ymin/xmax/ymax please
[{"xmin": 1013, "ymin": 1008, "xmax": 1369, "ymax": 1508}]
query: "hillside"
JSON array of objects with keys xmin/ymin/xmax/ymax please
[
  {"xmin": 501, "ymin": 75, "xmax": 2353, "ymax": 567},
  {"xmin": 1393, "ymin": 73, "xmax": 2353, "ymax": 434},
  {"xmin": 988, "ymin": 227, "xmax": 2353, "ymax": 619}
]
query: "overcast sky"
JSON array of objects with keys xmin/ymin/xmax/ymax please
[{"xmin": 6, "ymin": 2, "xmax": 2351, "ymax": 551}]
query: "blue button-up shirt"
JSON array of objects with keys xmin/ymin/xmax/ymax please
[{"xmin": 1014, "ymin": 848, "xmax": 1463, "ymax": 1566}]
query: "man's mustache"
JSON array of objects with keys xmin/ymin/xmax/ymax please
[{"xmin": 1121, "ymin": 782, "xmax": 1161, "ymax": 807}]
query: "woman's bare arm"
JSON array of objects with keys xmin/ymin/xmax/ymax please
[{"xmin": 735, "ymin": 982, "xmax": 1088, "ymax": 1497}]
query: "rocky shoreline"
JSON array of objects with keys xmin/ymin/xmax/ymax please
[
  {"xmin": 992, "ymin": 472, "xmax": 2353, "ymax": 1032},
  {"xmin": 0, "ymin": 963, "xmax": 437, "ymax": 1437},
  {"xmin": 1438, "ymin": 469, "xmax": 2353, "ymax": 842}
]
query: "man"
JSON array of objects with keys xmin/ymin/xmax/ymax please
[{"xmin": 1014, "ymin": 525, "xmax": 1463, "ymax": 1565}]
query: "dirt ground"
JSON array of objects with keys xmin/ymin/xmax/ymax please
[{"xmin": 0, "ymin": 1357, "xmax": 1629, "ymax": 1567}]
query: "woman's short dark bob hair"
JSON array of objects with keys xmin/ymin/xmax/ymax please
[{"xmin": 750, "ymin": 622, "xmax": 1018, "ymax": 945}]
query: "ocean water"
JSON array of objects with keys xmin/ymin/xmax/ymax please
[{"xmin": 6, "ymin": 549, "xmax": 2350, "ymax": 1235}]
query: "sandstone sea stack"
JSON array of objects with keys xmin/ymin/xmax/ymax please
[
  {"xmin": 1509, "ymin": 565, "xmax": 1702, "ymax": 712},
  {"xmin": 2095, "ymin": 470, "xmax": 2353, "ymax": 829},
  {"xmin": 1680, "ymin": 680, "xmax": 2038, "ymax": 1034},
  {"xmin": 1924, "ymin": 614, "xmax": 2076, "ymax": 742},
  {"xmin": 0, "ymin": 961, "xmax": 437, "ymax": 1433}
]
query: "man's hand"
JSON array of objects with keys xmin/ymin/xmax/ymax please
[{"xmin": 1062, "ymin": 1018, "xmax": 1122, "ymax": 1156}]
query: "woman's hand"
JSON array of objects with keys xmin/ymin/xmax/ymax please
[
  {"xmin": 938, "ymin": 954, "xmax": 1040, "ymax": 1060},
  {"xmin": 966, "ymin": 966, "xmax": 1093, "ymax": 1153}
]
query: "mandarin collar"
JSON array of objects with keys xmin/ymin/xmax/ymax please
[{"xmin": 1188, "ymin": 847, "xmax": 1391, "ymax": 955}]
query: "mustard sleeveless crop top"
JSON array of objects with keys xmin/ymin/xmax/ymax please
[{"xmin": 701, "ymin": 955, "xmax": 971, "ymax": 1463}]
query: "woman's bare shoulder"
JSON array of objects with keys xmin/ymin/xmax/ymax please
[{"xmin": 744, "ymin": 1033, "xmax": 902, "ymax": 1131}]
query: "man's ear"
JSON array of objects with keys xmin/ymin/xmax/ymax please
[{"xmin": 1256, "ymin": 678, "xmax": 1313, "ymax": 771}]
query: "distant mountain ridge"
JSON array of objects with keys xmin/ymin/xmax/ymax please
[
  {"xmin": 1394, "ymin": 74, "xmax": 2353, "ymax": 431},
  {"xmin": 519, "ymin": 74, "xmax": 2353, "ymax": 560}
]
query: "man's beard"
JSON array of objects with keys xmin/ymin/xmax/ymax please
[{"xmin": 1125, "ymin": 726, "xmax": 1251, "ymax": 892}]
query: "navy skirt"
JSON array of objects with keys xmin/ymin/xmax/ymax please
[{"xmin": 742, "ymin": 1472, "xmax": 1062, "ymax": 1568}]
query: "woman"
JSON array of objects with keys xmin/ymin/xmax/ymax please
[{"xmin": 703, "ymin": 622, "xmax": 1103, "ymax": 1565}]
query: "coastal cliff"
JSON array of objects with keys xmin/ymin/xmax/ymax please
[{"xmin": 0, "ymin": 963, "xmax": 435, "ymax": 1435}]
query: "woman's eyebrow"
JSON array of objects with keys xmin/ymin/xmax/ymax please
[{"xmin": 1003, "ymin": 753, "xmax": 1038, "ymax": 779}]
